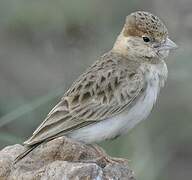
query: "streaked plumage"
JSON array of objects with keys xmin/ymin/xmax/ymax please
[
  {"xmin": 24, "ymin": 51, "xmax": 146, "ymax": 145},
  {"xmin": 15, "ymin": 11, "xmax": 177, "ymax": 163}
]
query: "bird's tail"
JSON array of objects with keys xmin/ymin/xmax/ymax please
[
  {"xmin": 13, "ymin": 143, "xmax": 41, "ymax": 164},
  {"xmin": 14, "ymin": 133, "xmax": 65, "ymax": 164}
]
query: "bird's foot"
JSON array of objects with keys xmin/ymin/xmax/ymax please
[{"xmin": 80, "ymin": 144, "xmax": 129, "ymax": 168}]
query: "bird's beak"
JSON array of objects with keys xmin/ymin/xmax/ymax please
[{"xmin": 160, "ymin": 38, "xmax": 178, "ymax": 51}]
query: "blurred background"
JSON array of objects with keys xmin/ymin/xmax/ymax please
[{"xmin": 0, "ymin": 0, "xmax": 191, "ymax": 179}]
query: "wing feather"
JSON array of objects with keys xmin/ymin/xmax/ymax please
[{"xmin": 24, "ymin": 52, "xmax": 146, "ymax": 146}]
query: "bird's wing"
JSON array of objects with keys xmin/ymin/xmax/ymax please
[{"xmin": 24, "ymin": 53, "xmax": 146, "ymax": 146}]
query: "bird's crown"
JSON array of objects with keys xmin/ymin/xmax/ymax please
[{"xmin": 124, "ymin": 11, "xmax": 168, "ymax": 41}]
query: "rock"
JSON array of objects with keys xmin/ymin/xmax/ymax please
[{"xmin": 0, "ymin": 137, "xmax": 135, "ymax": 180}]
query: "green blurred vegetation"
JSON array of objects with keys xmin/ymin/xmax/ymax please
[{"xmin": 0, "ymin": 1, "xmax": 192, "ymax": 180}]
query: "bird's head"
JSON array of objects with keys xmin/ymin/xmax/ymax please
[{"xmin": 113, "ymin": 11, "xmax": 177, "ymax": 63}]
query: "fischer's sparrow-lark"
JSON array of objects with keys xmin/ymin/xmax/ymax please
[{"xmin": 15, "ymin": 11, "xmax": 177, "ymax": 163}]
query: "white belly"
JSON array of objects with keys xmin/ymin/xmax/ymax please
[{"xmin": 68, "ymin": 64, "xmax": 167, "ymax": 143}]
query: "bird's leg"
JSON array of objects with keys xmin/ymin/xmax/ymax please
[
  {"xmin": 88, "ymin": 144, "xmax": 129, "ymax": 166},
  {"xmin": 73, "ymin": 144, "xmax": 129, "ymax": 168}
]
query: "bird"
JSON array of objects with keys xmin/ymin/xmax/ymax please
[{"xmin": 14, "ymin": 11, "xmax": 177, "ymax": 163}]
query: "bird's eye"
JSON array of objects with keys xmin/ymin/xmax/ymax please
[{"xmin": 143, "ymin": 37, "xmax": 150, "ymax": 42}]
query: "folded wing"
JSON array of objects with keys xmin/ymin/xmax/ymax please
[{"xmin": 24, "ymin": 52, "xmax": 146, "ymax": 146}]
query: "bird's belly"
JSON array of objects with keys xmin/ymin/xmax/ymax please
[{"xmin": 68, "ymin": 82, "xmax": 159, "ymax": 144}]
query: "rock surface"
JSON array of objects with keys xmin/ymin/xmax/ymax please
[{"xmin": 0, "ymin": 137, "xmax": 135, "ymax": 180}]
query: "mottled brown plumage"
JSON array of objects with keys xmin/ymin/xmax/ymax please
[
  {"xmin": 25, "ymin": 51, "xmax": 145, "ymax": 146},
  {"xmin": 15, "ymin": 11, "xmax": 177, "ymax": 163}
]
